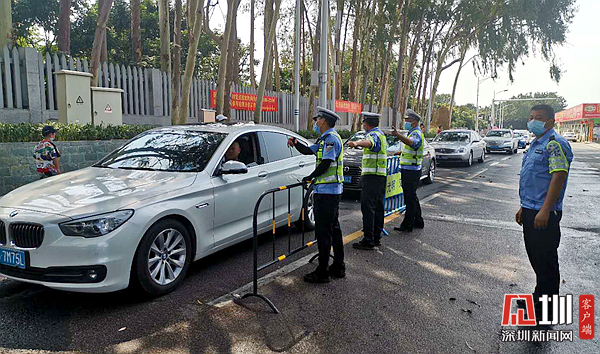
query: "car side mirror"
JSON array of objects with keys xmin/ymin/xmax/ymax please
[
  {"xmin": 472, "ymin": 140, "xmax": 479, "ymax": 143},
  {"xmin": 221, "ymin": 161, "xmax": 248, "ymax": 175}
]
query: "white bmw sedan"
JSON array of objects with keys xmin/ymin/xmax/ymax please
[{"xmin": 0, "ymin": 123, "xmax": 315, "ymax": 295}]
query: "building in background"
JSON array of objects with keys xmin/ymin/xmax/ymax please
[{"xmin": 555, "ymin": 103, "xmax": 600, "ymax": 142}]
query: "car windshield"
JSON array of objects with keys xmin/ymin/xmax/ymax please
[
  {"xmin": 486, "ymin": 130, "xmax": 512, "ymax": 138},
  {"xmin": 433, "ymin": 131, "xmax": 470, "ymax": 142},
  {"xmin": 94, "ymin": 130, "xmax": 227, "ymax": 172},
  {"xmin": 514, "ymin": 133, "xmax": 523, "ymax": 137}
]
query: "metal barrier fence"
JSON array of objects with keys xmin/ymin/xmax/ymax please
[
  {"xmin": 382, "ymin": 156, "xmax": 406, "ymax": 235},
  {"xmin": 236, "ymin": 181, "xmax": 314, "ymax": 314}
]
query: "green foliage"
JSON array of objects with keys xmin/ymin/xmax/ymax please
[
  {"xmin": 0, "ymin": 122, "xmax": 154, "ymax": 143},
  {"xmin": 500, "ymin": 92, "xmax": 567, "ymax": 129}
]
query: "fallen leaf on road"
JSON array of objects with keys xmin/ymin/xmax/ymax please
[
  {"xmin": 568, "ymin": 195, "xmax": 573, "ymax": 198},
  {"xmin": 466, "ymin": 341, "xmax": 476, "ymax": 352},
  {"xmin": 118, "ymin": 327, "xmax": 127, "ymax": 332},
  {"xmin": 461, "ymin": 309, "xmax": 472, "ymax": 314},
  {"xmin": 197, "ymin": 299, "xmax": 202, "ymax": 305},
  {"xmin": 583, "ymin": 189, "xmax": 589, "ymax": 192},
  {"xmin": 562, "ymin": 279, "xmax": 566, "ymax": 284},
  {"xmin": 449, "ymin": 297, "xmax": 457, "ymax": 301},
  {"xmin": 509, "ymin": 283, "xmax": 517, "ymax": 287},
  {"xmin": 467, "ymin": 300, "xmax": 481, "ymax": 307}
]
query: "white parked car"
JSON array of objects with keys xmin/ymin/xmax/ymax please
[
  {"xmin": 484, "ymin": 129, "xmax": 519, "ymax": 154},
  {"xmin": 0, "ymin": 124, "xmax": 316, "ymax": 295},
  {"xmin": 563, "ymin": 131, "xmax": 577, "ymax": 142}
]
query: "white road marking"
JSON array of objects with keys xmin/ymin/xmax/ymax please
[
  {"xmin": 490, "ymin": 162, "xmax": 499, "ymax": 166},
  {"xmin": 467, "ymin": 168, "xmax": 488, "ymax": 180},
  {"xmin": 502, "ymin": 156, "xmax": 511, "ymax": 161},
  {"xmin": 422, "ymin": 193, "xmax": 440, "ymax": 203}
]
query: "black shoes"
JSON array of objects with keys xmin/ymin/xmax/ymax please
[
  {"xmin": 303, "ymin": 269, "xmax": 330, "ymax": 283},
  {"xmin": 353, "ymin": 240, "xmax": 377, "ymax": 250},
  {"xmin": 328, "ymin": 264, "xmax": 346, "ymax": 278},
  {"xmin": 394, "ymin": 225, "xmax": 413, "ymax": 232},
  {"xmin": 414, "ymin": 222, "xmax": 425, "ymax": 229}
]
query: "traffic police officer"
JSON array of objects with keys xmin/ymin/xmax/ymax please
[
  {"xmin": 391, "ymin": 109, "xmax": 425, "ymax": 232},
  {"xmin": 287, "ymin": 107, "xmax": 345, "ymax": 283},
  {"xmin": 516, "ymin": 104, "xmax": 573, "ymax": 323},
  {"xmin": 348, "ymin": 112, "xmax": 388, "ymax": 250}
]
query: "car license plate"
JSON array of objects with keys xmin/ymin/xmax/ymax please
[
  {"xmin": 0, "ymin": 247, "xmax": 27, "ymax": 269},
  {"xmin": 491, "ymin": 145, "xmax": 499, "ymax": 149},
  {"xmin": 344, "ymin": 176, "xmax": 352, "ymax": 183}
]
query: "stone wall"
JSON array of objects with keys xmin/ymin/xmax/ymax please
[{"xmin": 0, "ymin": 140, "xmax": 127, "ymax": 196}]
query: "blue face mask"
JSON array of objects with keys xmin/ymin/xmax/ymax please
[
  {"xmin": 404, "ymin": 122, "xmax": 413, "ymax": 130},
  {"xmin": 527, "ymin": 119, "xmax": 547, "ymax": 136},
  {"xmin": 313, "ymin": 121, "xmax": 321, "ymax": 134}
]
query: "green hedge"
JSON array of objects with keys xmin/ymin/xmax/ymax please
[
  {"xmin": 0, "ymin": 122, "xmax": 156, "ymax": 143},
  {"xmin": 298, "ymin": 129, "xmax": 355, "ymax": 140}
]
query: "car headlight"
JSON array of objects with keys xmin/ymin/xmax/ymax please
[
  {"xmin": 457, "ymin": 147, "xmax": 466, "ymax": 153},
  {"xmin": 59, "ymin": 210, "xmax": 134, "ymax": 238},
  {"xmin": 503, "ymin": 141, "xmax": 512, "ymax": 145}
]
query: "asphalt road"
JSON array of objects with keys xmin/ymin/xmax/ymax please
[{"xmin": 0, "ymin": 143, "xmax": 598, "ymax": 353}]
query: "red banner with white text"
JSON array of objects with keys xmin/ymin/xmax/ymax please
[
  {"xmin": 334, "ymin": 99, "xmax": 362, "ymax": 114},
  {"xmin": 210, "ymin": 90, "xmax": 278, "ymax": 112}
]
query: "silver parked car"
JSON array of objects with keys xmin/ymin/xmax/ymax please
[
  {"xmin": 430, "ymin": 130, "xmax": 486, "ymax": 166},
  {"xmin": 484, "ymin": 129, "xmax": 519, "ymax": 154},
  {"xmin": 0, "ymin": 124, "xmax": 315, "ymax": 295}
]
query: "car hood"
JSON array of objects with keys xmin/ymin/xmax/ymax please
[
  {"xmin": 343, "ymin": 148, "xmax": 364, "ymax": 165},
  {"xmin": 0, "ymin": 167, "xmax": 196, "ymax": 218},
  {"xmin": 484, "ymin": 137, "xmax": 511, "ymax": 144},
  {"xmin": 430, "ymin": 142, "xmax": 468, "ymax": 149}
]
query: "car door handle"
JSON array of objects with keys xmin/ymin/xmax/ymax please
[
  {"xmin": 299, "ymin": 162, "xmax": 306, "ymax": 167},
  {"xmin": 258, "ymin": 171, "xmax": 268, "ymax": 178}
]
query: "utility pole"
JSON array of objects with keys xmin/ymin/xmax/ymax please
[
  {"xmin": 426, "ymin": 60, "xmax": 434, "ymax": 131},
  {"xmin": 318, "ymin": 0, "xmax": 329, "ymax": 108},
  {"xmin": 475, "ymin": 77, "xmax": 489, "ymax": 132},
  {"xmin": 490, "ymin": 89, "xmax": 508, "ymax": 127},
  {"xmin": 294, "ymin": 0, "xmax": 300, "ymax": 131}
]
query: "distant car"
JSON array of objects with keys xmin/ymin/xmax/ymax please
[
  {"xmin": 514, "ymin": 130, "xmax": 532, "ymax": 145},
  {"xmin": 342, "ymin": 131, "xmax": 436, "ymax": 192},
  {"xmin": 484, "ymin": 129, "xmax": 518, "ymax": 154},
  {"xmin": 513, "ymin": 132, "xmax": 528, "ymax": 149},
  {"xmin": 430, "ymin": 130, "xmax": 486, "ymax": 166},
  {"xmin": 563, "ymin": 131, "xmax": 577, "ymax": 142}
]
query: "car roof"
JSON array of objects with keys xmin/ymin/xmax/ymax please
[
  {"xmin": 439, "ymin": 129, "xmax": 472, "ymax": 133},
  {"xmin": 146, "ymin": 122, "xmax": 300, "ymax": 136}
]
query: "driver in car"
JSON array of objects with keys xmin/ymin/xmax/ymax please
[{"xmin": 225, "ymin": 140, "xmax": 242, "ymax": 162}]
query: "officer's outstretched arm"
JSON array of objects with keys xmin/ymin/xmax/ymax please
[{"xmin": 294, "ymin": 142, "xmax": 315, "ymax": 155}]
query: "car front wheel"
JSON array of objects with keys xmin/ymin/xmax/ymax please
[
  {"xmin": 465, "ymin": 151, "xmax": 473, "ymax": 167},
  {"xmin": 133, "ymin": 219, "xmax": 192, "ymax": 296},
  {"xmin": 478, "ymin": 150, "xmax": 485, "ymax": 163},
  {"xmin": 295, "ymin": 185, "xmax": 315, "ymax": 231}
]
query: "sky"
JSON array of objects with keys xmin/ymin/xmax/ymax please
[{"xmin": 210, "ymin": 0, "xmax": 600, "ymax": 110}]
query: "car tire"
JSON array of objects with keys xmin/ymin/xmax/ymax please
[
  {"xmin": 424, "ymin": 159, "xmax": 435, "ymax": 184},
  {"xmin": 514, "ymin": 147, "xmax": 518, "ymax": 154},
  {"xmin": 478, "ymin": 150, "xmax": 485, "ymax": 163},
  {"xmin": 465, "ymin": 151, "xmax": 473, "ymax": 167},
  {"xmin": 508, "ymin": 148, "xmax": 514, "ymax": 155},
  {"xmin": 295, "ymin": 184, "xmax": 316, "ymax": 231},
  {"xmin": 133, "ymin": 219, "xmax": 192, "ymax": 296}
]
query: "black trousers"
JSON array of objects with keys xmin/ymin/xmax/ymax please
[
  {"xmin": 400, "ymin": 169, "xmax": 423, "ymax": 228},
  {"xmin": 314, "ymin": 194, "xmax": 344, "ymax": 271},
  {"xmin": 361, "ymin": 175, "xmax": 386, "ymax": 245},
  {"xmin": 522, "ymin": 208, "xmax": 562, "ymax": 308}
]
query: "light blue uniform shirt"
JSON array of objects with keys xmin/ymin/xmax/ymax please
[
  {"xmin": 309, "ymin": 128, "xmax": 343, "ymax": 195},
  {"xmin": 365, "ymin": 127, "xmax": 383, "ymax": 153},
  {"xmin": 401, "ymin": 127, "xmax": 423, "ymax": 171},
  {"xmin": 519, "ymin": 129, "xmax": 573, "ymax": 211}
]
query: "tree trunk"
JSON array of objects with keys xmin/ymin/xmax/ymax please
[
  {"xmin": 307, "ymin": 2, "xmax": 321, "ymax": 129},
  {"xmin": 224, "ymin": 0, "xmax": 240, "ymax": 119},
  {"xmin": 131, "ymin": 0, "xmax": 142, "ymax": 62},
  {"xmin": 178, "ymin": 0, "xmax": 204, "ymax": 125},
  {"xmin": 369, "ymin": 47, "xmax": 379, "ymax": 109},
  {"xmin": 264, "ymin": 0, "xmax": 274, "ymax": 91},
  {"xmin": 401, "ymin": 15, "xmax": 425, "ymax": 114},
  {"xmin": 249, "ymin": 0, "xmax": 257, "ymax": 89},
  {"xmin": 377, "ymin": 20, "xmax": 399, "ymax": 113},
  {"xmin": 448, "ymin": 42, "xmax": 468, "ymax": 127},
  {"xmin": 158, "ymin": 0, "xmax": 171, "ymax": 74},
  {"xmin": 90, "ymin": 0, "xmax": 114, "ymax": 86},
  {"xmin": 392, "ymin": 3, "xmax": 410, "ymax": 127},
  {"xmin": 171, "ymin": 0, "xmax": 182, "ymax": 125},
  {"xmin": 254, "ymin": 0, "xmax": 282, "ymax": 123},
  {"xmin": 58, "ymin": 0, "xmax": 71, "ymax": 54},
  {"xmin": 274, "ymin": 37, "xmax": 281, "ymax": 92},
  {"xmin": 215, "ymin": 0, "xmax": 238, "ymax": 115},
  {"xmin": 348, "ymin": 0, "xmax": 362, "ymax": 101},
  {"xmin": 99, "ymin": 0, "xmax": 108, "ymax": 63}
]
